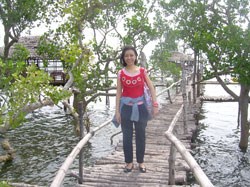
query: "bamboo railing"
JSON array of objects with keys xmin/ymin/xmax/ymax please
[
  {"xmin": 50, "ymin": 119, "xmax": 112, "ymax": 187},
  {"xmin": 165, "ymin": 104, "xmax": 214, "ymax": 187},
  {"xmin": 165, "ymin": 65, "xmax": 214, "ymax": 187}
]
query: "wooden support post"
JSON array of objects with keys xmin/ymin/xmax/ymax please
[
  {"xmin": 106, "ymin": 93, "xmax": 110, "ymax": 106},
  {"xmin": 199, "ymin": 62, "xmax": 204, "ymax": 95},
  {"xmin": 188, "ymin": 91, "xmax": 192, "ymax": 106},
  {"xmin": 197, "ymin": 52, "xmax": 200, "ymax": 97},
  {"xmin": 175, "ymin": 83, "xmax": 178, "ymax": 94},
  {"xmin": 167, "ymin": 82, "xmax": 172, "ymax": 104},
  {"xmin": 169, "ymin": 142, "xmax": 176, "ymax": 185},
  {"xmin": 78, "ymin": 102, "xmax": 84, "ymax": 184},
  {"xmin": 193, "ymin": 51, "xmax": 197, "ymax": 104},
  {"xmin": 105, "ymin": 77, "xmax": 110, "ymax": 106},
  {"xmin": 181, "ymin": 62, "xmax": 188, "ymax": 134}
]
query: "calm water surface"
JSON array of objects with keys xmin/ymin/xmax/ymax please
[
  {"xmin": 0, "ymin": 99, "xmax": 121, "ymax": 186},
  {"xmin": 190, "ymin": 84, "xmax": 250, "ymax": 187}
]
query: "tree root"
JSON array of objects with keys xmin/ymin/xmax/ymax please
[
  {"xmin": 0, "ymin": 153, "xmax": 13, "ymax": 162},
  {"xmin": 0, "ymin": 139, "xmax": 15, "ymax": 163}
]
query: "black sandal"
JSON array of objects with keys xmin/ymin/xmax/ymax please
[
  {"xmin": 139, "ymin": 164, "xmax": 146, "ymax": 173},
  {"xmin": 124, "ymin": 163, "xmax": 133, "ymax": 173}
]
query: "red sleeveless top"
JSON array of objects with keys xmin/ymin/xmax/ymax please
[{"xmin": 119, "ymin": 67, "xmax": 146, "ymax": 98}]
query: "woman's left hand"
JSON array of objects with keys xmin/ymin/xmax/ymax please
[{"xmin": 152, "ymin": 107, "xmax": 159, "ymax": 118}]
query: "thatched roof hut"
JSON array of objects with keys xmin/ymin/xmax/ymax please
[
  {"xmin": 0, "ymin": 36, "xmax": 42, "ymax": 59},
  {"xmin": 0, "ymin": 36, "xmax": 66, "ymax": 85},
  {"xmin": 11, "ymin": 36, "xmax": 41, "ymax": 59},
  {"xmin": 167, "ymin": 51, "xmax": 194, "ymax": 63}
]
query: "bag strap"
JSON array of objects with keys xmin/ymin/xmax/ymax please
[
  {"xmin": 119, "ymin": 69, "xmax": 124, "ymax": 81},
  {"xmin": 140, "ymin": 67, "xmax": 148, "ymax": 86}
]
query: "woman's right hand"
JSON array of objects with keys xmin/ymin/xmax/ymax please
[{"xmin": 116, "ymin": 112, "xmax": 121, "ymax": 124}]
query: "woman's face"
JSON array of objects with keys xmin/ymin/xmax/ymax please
[{"xmin": 124, "ymin": 49, "xmax": 136, "ymax": 66}]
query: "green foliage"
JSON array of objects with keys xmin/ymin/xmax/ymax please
[
  {"xmin": 0, "ymin": 0, "xmax": 48, "ymax": 30},
  {"xmin": 0, "ymin": 181, "xmax": 11, "ymax": 187},
  {"xmin": 0, "ymin": 0, "xmax": 57, "ymax": 59},
  {"xmin": 11, "ymin": 44, "xmax": 30, "ymax": 62},
  {"xmin": 150, "ymin": 28, "xmax": 180, "ymax": 81},
  {"xmin": 1, "ymin": 0, "xmax": 166, "ymax": 130},
  {"xmin": 161, "ymin": 0, "xmax": 250, "ymax": 85},
  {"xmin": 37, "ymin": 34, "xmax": 63, "ymax": 63},
  {"xmin": 0, "ymin": 60, "xmax": 71, "ymax": 128},
  {"xmin": 38, "ymin": 0, "xmax": 163, "ymax": 105}
]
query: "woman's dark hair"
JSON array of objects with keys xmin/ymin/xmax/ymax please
[{"xmin": 120, "ymin": 45, "xmax": 138, "ymax": 67}]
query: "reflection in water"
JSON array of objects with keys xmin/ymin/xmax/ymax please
[{"xmin": 190, "ymin": 102, "xmax": 250, "ymax": 187}]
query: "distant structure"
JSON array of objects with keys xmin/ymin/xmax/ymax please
[
  {"xmin": 140, "ymin": 51, "xmax": 147, "ymax": 68},
  {"xmin": 167, "ymin": 51, "xmax": 194, "ymax": 70},
  {"xmin": 1, "ymin": 36, "xmax": 66, "ymax": 85}
]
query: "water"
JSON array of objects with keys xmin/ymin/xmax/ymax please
[
  {"xmin": 1, "ymin": 82, "xmax": 249, "ymax": 186},
  {"xmin": 189, "ymin": 83, "xmax": 250, "ymax": 187},
  {"xmin": 0, "ymin": 99, "xmax": 121, "ymax": 186},
  {"xmin": 0, "ymin": 107, "xmax": 79, "ymax": 185}
]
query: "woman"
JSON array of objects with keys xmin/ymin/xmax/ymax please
[{"xmin": 115, "ymin": 45, "xmax": 159, "ymax": 173}]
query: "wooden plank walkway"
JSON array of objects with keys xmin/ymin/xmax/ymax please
[{"xmin": 76, "ymin": 92, "xmax": 200, "ymax": 187}]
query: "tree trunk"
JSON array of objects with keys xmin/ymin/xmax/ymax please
[
  {"xmin": 73, "ymin": 93, "xmax": 79, "ymax": 114},
  {"xmin": 73, "ymin": 94, "xmax": 91, "ymax": 134},
  {"xmin": 239, "ymin": 84, "xmax": 250, "ymax": 151}
]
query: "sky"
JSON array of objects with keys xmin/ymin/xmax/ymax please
[
  {"xmin": 0, "ymin": 22, "xmax": 52, "ymax": 47},
  {"xmin": 0, "ymin": 21, "xmax": 157, "ymax": 61},
  {"xmin": 0, "ymin": 0, "xmax": 160, "ymax": 60}
]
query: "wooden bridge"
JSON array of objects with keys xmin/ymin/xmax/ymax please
[
  {"xmin": 75, "ymin": 93, "xmax": 198, "ymax": 186},
  {"xmin": 49, "ymin": 70, "xmax": 214, "ymax": 187},
  {"xmin": 7, "ymin": 68, "xmax": 214, "ymax": 187}
]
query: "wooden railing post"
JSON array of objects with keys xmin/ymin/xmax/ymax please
[
  {"xmin": 188, "ymin": 91, "xmax": 192, "ymax": 106},
  {"xmin": 166, "ymin": 82, "xmax": 172, "ymax": 104},
  {"xmin": 78, "ymin": 101, "xmax": 84, "ymax": 184},
  {"xmin": 181, "ymin": 62, "xmax": 188, "ymax": 134},
  {"xmin": 105, "ymin": 76, "xmax": 110, "ymax": 106},
  {"xmin": 176, "ymin": 82, "xmax": 179, "ymax": 94},
  {"xmin": 169, "ymin": 131, "xmax": 176, "ymax": 185},
  {"xmin": 193, "ymin": 51, "xmax": 197, "ymax": 104}
]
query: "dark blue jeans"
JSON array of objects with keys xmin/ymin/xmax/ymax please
[{"xmin": 121, "ymin": 104, "xmax": 148, "ymax": 164}]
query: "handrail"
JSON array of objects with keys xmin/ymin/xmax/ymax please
[
  {"xmin": 165, "ymin": 105, "xmax": 214, "ymax": 187},
  {"xmin": 156, "ymin": 80, "xmax": 182, "ymax": 97},
  {"xmin": 50, "ymin": 78, "xmax": 182, "ymax": 187},
  {"xmin": 50, "ymin": 119, "xmax": 112, "ymax": 187}
]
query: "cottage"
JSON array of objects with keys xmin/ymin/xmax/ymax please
[
  {"xmin": 167, "ymin": 51, "xmax": 194, "ymax": 70},
  {"xmin": 1, "ymin": 36, "xmax": 67, "ymax": 85}
]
